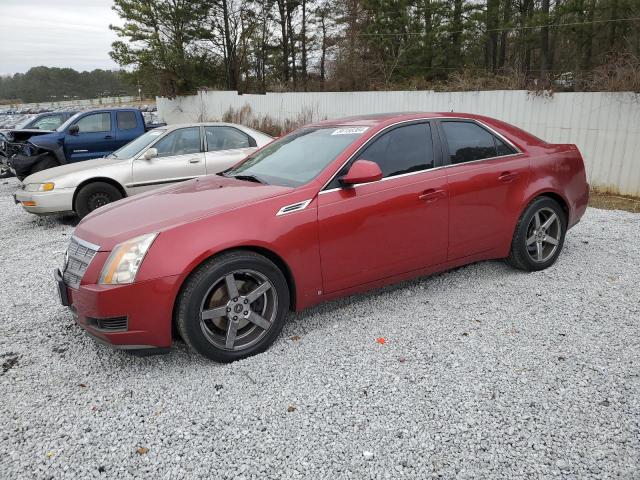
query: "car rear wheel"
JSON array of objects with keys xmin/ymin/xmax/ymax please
[
  {"xmin": 176, "ymin": 251, "xmax": 290, "ymax": 363},
  {"xmin": 74, "ymin": 181, "xmax": 123, "ymax": 219},
  {"xmin": 507, "ymin": 196, "xmax": 567, "ymax": 271}
]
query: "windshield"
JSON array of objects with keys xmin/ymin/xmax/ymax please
[
  {"xmin": 107, "ymin": 128, "xmax": 166, "ymax": 159},
  {"xmin": 225, "ymin": 126, "xmax": 368, "ymax": 187},
  {"xmin": 56, "ymin": 112, "xmax": 83, "ymax": 132},
  {"xmin": 15, "ymin": 116, "xmax": 36, "ymax": 129}
]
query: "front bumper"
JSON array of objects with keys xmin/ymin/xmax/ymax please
[
  {"xmin": 56, "ymin": 268, "xmax": 181, "ymax": 349},
  {"xmin": 14, "ymin": 187, "xmax": 75, "ymax": 215}
]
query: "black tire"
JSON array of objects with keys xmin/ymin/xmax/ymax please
[
  {"xmin": 507, "ymin": 196, "xmax": 567, "ymax": 271},
  {"xmin": 30, "ymin": 155, "xmax": 59, "ymax": 175},
  {"xmin": 74, "ymin": 181, "xmax": 123, "ymax": 219},
  {"xmin": 176, "ymin": 251, "xmax": 290, "ymax": 363}
]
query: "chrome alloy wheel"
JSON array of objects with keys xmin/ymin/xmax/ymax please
[
  {"xmin": 525, "ymin": 207, "xmax": 562, "ymax": 263},
  {"xmin": 199, "ymin": 270, "xmax": 277, "ymax": 351}
]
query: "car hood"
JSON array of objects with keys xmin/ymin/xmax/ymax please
[
  {"xmin": 22, "ymin": 156, "xmax": 129, "ymax": 186},
  {"xmin": 27, "ymin": 131, "xmax": 64, "ymax": 146},
  {"xmin": 1, "ymin": 129, "xmax": 57, "ymax": 142},
  {"xmin": 73, "ymin": 175, "xmax": 293, "ymax": 250}
]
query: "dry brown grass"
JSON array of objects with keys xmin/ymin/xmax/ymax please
[
  {"xmin": 221, "ymin": 104, "xmax": 324, "ymax": 137},
  {"xmin": 586, "ymin": 53, "xmax": 640, "ymax": 93},
  {"xmin": 589, "ymin": 192, "xmax": 640, "ymax": 213}
]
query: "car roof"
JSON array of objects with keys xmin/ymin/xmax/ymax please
[
  {"xmin": 311, "ymin": 112, "xmax": 500, "ymax": 128},
  {"xmin": 72, "ymin": 107, "xmax": 140, "ymax": 113},
  {"xmin": 162, "ymin": 122, "xmax": 260, "ymax": 131}
]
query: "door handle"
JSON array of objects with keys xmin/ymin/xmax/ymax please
[
  {"xmin": 498, "ymin": 171, "xmax": 518, "ymax": 183},
  {"xmin": 419, "ymin": 189, "xmax": 446, "ymax": 202},
  {"xmin": 188, "ymin": 158, "xmax": 201, "ymax": 163},
  {"xmin": 104, "ymin": 135, "xmax": 113, "ymax": 139}
]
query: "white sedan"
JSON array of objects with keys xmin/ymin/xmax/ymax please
[{"xmin": 14, "ymin": 123, "xmax": 273, "ymax": 218}]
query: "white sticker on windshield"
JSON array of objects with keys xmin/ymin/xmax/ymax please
[
  {"xmin": 331, "ymin": 127, "xmax": 369, "ymax": 136},
  {"xmin": 149, "ymin": 130, "xmax": 163, "ymax": 136}
]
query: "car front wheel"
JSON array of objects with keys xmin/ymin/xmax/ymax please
[
  {"xmin": 507, "ymin": 196, "xmax": 567, "ymax": 271},
  {"xmin": 176, "ymin": 251, "xmax": 290, "ymax": 362},
  {"xmin": 74, "ymin": 181, "xmax": 123, "ymax": 218}
]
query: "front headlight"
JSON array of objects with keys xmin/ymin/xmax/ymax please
[
  {"xmin": 24, "ymin": 182, "xmax": 55, "ymax": 192},
  {"xmin": 99, "ymin": 233, "xmax": 158, "ymax": 285}
]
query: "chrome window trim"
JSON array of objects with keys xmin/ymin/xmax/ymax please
[
  {"xmin": 318, "ymin": 116, "xmax": 524, "ymax": 195},
  {"xmin": 71, "ymin": 235, "xmax": 100, "ymax": 252}
]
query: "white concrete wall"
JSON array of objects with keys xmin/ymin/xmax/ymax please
[{"xmin": 157, "ymin": 90, "xmax": 640, "ymax": 196}]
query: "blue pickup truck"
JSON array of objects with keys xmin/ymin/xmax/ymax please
[{"xmin": 3, "ymin": 108, "xmax": 164, "ymax": 180}]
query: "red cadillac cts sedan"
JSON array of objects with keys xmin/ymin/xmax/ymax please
[{"xmin": 56, "ymin": 112, "xmax": 589, "ymax": 362}]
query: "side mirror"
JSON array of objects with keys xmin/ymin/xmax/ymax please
[
  {"xmin": 68, "ymin": 124, "xmax": 79, "ymax": 135},
  {"xmin": 340, "ymin": 160, "xmax": 383, "ymax": 186},
  {"xmin": 143, "ymin": 147, "xmax": 158, "ymax": 160}
]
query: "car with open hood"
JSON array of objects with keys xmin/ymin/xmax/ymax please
[
  {"xmin": 55, "ymin": 112, "xmax": 589, "ymax": 362},
  {"xmin": 14, "ymin": 122, "xmax": 273, "ymax": 217}
]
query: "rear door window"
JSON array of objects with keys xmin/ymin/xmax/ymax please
[
  {"xmin": 205, "ymin": 126, "xmax": 252, "ymax": 151},
  {"xmin": 116, "ymin": 111, "xmax": 138, "ymax": 130},
  {"xmin": 440, "ymin": 121, "xmax": 516, "ymax": 164}
]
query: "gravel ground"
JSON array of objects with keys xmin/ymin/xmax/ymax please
[{"xmin": 0, "ymin": 177, "xmax": 638, "ymax": 479}]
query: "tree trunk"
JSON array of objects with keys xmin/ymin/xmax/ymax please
[
  {"xmin": 581, "ymin": 0, "xmax": 595, "ymax": 72},
  {"xmin": 276, "ymin": 0, "xmax": 289, "ymax": 83},
  {"xmin": 540, "ymin": 0, "xmax": 551, "ymax": 80},
  {"xmin": 301, "ymin": 0, "xmax": 308, "ymax": 90},
  {"xmin": 609, "ymin": 0, "xmax": 619, "ymax": 49},
  {"xmin": 320, "ymin": 12, "xmax": 327, "ymax": 83},
  {"xmin": 423, "ymin": 0, "xmax": 433, "ymax": 70},
  {"xmin": 450, "ymin": 0, "xmax": 463, "ymax": 68},
  {"xmin": 485, "ymin": 0, "xmax": 499, "ymax": 72},
  {"xmin": 286, "ymin": 1, "xmax": 297, "ymax": 88},
  {"xmin": 498, "ymin": 0, "xmax": 510, "ymax": 70},
  {"xmin": 221, "ymin": 0, "xmax": 237, "ymax": 90}
]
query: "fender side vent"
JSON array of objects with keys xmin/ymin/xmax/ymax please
[{"xmin": 276, "ymin": 199, "xmax": 312, "ymax": 216}]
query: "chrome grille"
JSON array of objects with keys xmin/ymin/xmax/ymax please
[{"xmin": 62, "ymin": 236, "xmax": 99, "ymax": 289}]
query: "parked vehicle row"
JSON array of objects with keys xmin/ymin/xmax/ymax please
[
  {"xmin": 2, "ymin": 108, "xmax": 166, "ymax": 180},
  {"xmin": 14, "ymin": 122, "xmax": 272, "ymax": 217},
  {"xmin": 36, "ymin": 112, "xmax": 588, "ymax": 363}
]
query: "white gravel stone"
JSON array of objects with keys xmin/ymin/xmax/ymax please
[{"xmin": 0, "ymin": 177, "xmax": 639, "ymax": 479}]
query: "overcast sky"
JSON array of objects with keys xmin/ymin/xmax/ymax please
[{"xmin": 0, "ymin": 0, "xmax": 123, "ymax": 75}]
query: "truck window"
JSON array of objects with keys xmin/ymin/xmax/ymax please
[
  {"xmin": 76, "ymin": 113, "xmax": 111, "ymax": 133},
  {"xmin": 117, "ymin": 111, "xmax": 138, "ymax": 130},
  {"xmin": 32, "ymin": 115, "xmax": 64, "ymax": 130}
]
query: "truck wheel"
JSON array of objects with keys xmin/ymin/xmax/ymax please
[
  {"xmin": 74, "ymin": 182, "xmax": 123, "ymax": 219},
  {"xmin": 30, "ymin": 156, "xmax": 59, "ymax": 175}
]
